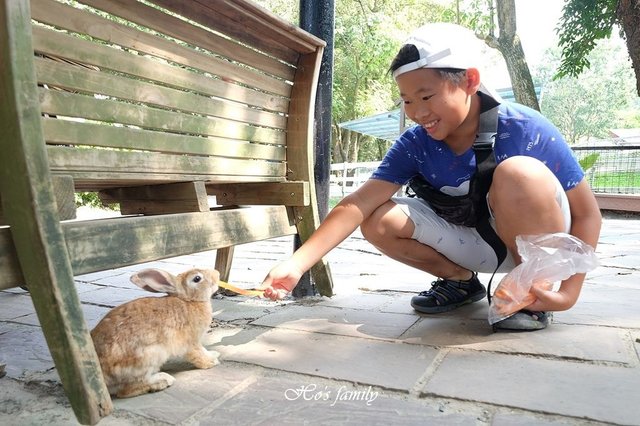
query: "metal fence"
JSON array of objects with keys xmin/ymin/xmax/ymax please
[
  {"xmin": 572, "ymin": 145, "xmax": 640, "ymax": 194},
  {"xmin": 330, "ymin": 144, "xmax": 640, "ymax": 198}
]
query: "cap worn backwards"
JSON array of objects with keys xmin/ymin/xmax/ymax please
[{"xmin": 393, "ymin": 23, "xmax": 502, "ymax": 102}]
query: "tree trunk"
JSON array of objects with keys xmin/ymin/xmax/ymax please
[
  {"xmin": 483, "ymin": 0, "xmax": 540, "ymax": 111},
  {"xmin": 617, "ymin": 0, "xmax": 640, "ymax": 96}
]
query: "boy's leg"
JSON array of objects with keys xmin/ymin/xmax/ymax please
[
  {"xmin": 488, "ymin": 156, "xmax": 569, "ymax": 261},
  {"xmin": 360, "ymin": 198, "xmax": 491, "ymax": 313},
  {"xmin": 489, "ymin": 156, "xmax": 571, "ymax": 330},
  {"xmin": 361, "ymin": 200, "xmax": 476, "ymax": 280},
  {"xmin": 360, "ymin": 155, "xmax": 570, "ymax": 317}
]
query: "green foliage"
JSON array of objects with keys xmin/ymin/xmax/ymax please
[
  {"xmin": 537, "ymin": 36, "xmax": 637, "ymax": 144},
  {"xmin": 578, "ymin": 153, "xmax": 600, "ymax": 172},
  {"xmin": 445, "ymin": 0, "xmax": 494, "ymax": 35},
  {"xmin": 75, "ymin": 192, "xmax": 118, "ymax": 210},
  {"xmin": 555, "ymin": 0, "xmax": 618, "ymax": 80}
]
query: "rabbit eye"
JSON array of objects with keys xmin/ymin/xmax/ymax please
[{"xmin": 192, "ymin": 274, "xmax": 202, "ymax": 283}]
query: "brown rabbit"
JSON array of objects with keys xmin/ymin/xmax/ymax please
[{"xmin": 90, "ymin": 268, "xmax": 220, "ymax": 398}]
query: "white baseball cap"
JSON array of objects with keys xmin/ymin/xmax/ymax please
[{"xmin": 393, "ymin": 23, "xmax": 502, "ymax": 102}]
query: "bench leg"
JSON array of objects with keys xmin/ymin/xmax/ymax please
[
  {"xmin": 214, "ymin": 246, "xmax": 234, "ymax": 283},
  {"xmin": 0, "ymin": 1, "xmax": 112, "ymax": 423},
  {"xmin": 292, "ymin": 206, "xmax": 334, "ymax": 297}
]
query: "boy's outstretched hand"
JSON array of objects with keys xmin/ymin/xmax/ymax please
[{"xmin": 260, "ymin": 260, "xmax": 305, "ymax": 301}]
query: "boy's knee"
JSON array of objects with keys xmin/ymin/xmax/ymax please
[
  {"xmin": 360, "ymin": 205, "xmax": 386, "ymax": 242},
  {"xmin": 490, "ymin": 156, "xmax": 559, "ymax": 206},
  {"xmin": 360, "ymin": 216, "xmax": 377, "ymax": 241},
  {"xmin": 361, "ymin": 201, "xmax": 409, "ymax": 244}
]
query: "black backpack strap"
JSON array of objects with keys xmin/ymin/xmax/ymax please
[{"xmin": 472, "ymin": 107, "xmax": 507, "ymax": 302}]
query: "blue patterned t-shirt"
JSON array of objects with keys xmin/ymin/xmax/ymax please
[{"xmin": 371, "ymin": 101, "xmax": 584, "ymax": 195}]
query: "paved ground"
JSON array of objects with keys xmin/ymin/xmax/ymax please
[{"xmin": 1, "ymin": 212, "xmax": 639, "ymax": 425}]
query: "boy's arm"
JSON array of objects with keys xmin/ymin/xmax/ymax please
[
  {"xmin": 527, "ymin": 179, "xmax": 602, "ymax": 311},
  {"xmin": 261, "ymin": 179, "xmax": 402, "ymax": 300}
]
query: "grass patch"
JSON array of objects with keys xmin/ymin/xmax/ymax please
[{"xmin": 592, "ymin": 172, "xmax": 640, "ymax": 189}]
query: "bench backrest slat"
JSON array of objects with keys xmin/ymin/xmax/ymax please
[
  {"xmin": 32, "ymin": 27, "xmax": 290, "ymax": 112},
  {"xmin": 42, "ymin": 119, "xmax": 285, "ymax": 161},
  {"xmin": 28, "ymin": 0, "xmax": 326, "ymax": 190},
  {"xmin": 35, "ymin": 56, "xmax": 287, "ymax": 129},
  {"xmin": 39, "ymin": 89, "xmax": 286, "ymax": 146},
  {"xmin": 47, "ymin": 147, "xmax": 286, "ymax": 186},
  {"xmin": 151, "ymin": 0, "xmax": 321, "ymax": 57}
]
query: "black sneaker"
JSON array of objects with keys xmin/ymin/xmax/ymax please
[
  {"xmin": 411, "ymin": 273, "xmax": 486, "ymax": 314},
  {"xmin": 492, "ymin": 310, "xmax": 551, "ymax": 332}
]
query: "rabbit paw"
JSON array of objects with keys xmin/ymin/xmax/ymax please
[
  {"xmin": 116, "ymin": 372, "xmax": 175, "ymax": 398},
  {"xmin": 187, "ymin": 347, "xmax": 219, "ymax": 369},
  {"xmin": 207, "ymin": 350, "xmax": 221, "ymax": 366},
  {"xmin": 150, "ymin": 372, "xmax": 176, "ymax": 390}
]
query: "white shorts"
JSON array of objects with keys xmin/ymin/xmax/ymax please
[{"xmin": 393, "ymin": 178, "xmax": 571, "ymax": 273}]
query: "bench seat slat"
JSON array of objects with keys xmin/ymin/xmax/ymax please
[
  {"xmin": 76, "ymin": 0, "xmax": 299, "ymax": 71},
  {"xmin": 0, "ymin": 206, "xmax": 298, "ymax": 290},
  {"xmin": 32, "ymin": 26, "xmax": 290, "ymax": 111},
  {"xmin": 42, "ymin": 119, "xmax": 286, "ymax": 161},
  {"xmin": 35, "ymin": 58, "xmax": 287, "ymax": 130},
  {"xmin": 39, "ymin": 90, "xmax": 286, "ymax": 146},
  {"xmin": 47, "ymin": 147, "xmax": 286, "ymax": 182}
]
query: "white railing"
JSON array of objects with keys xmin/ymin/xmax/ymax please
[{"xmin": 329, "ymin": 161, "xmax": 380, "ymax": 197}]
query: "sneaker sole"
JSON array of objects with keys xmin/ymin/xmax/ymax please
[
  {"xmin": 492, "ymin": 311, "xmax": 551, "ymax": 332},
  {"xmin": 411, "ymin": 290, "xmax": 486, "ymax": 314}
]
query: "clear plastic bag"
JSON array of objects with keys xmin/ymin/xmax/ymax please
[{"xmin": 488, "ymin": 232, "xmax": 599, "ymax": 325}]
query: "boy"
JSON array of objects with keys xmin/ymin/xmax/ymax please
[{"xmin": 261, "ymin": 23, "xmax": 602, "ymax": 331}]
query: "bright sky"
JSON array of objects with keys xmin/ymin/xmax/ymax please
[
  {"xmin": 516, "ymin": 0, "xmax": 565, "ymax": 65},
  {"xmin": 482, "ymin": 0, "xmax": 565, "ymax": 89}
]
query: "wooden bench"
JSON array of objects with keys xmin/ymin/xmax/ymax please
[{"xmin": 0, "ymin": 0, "xmax": 334, "ymax": 423}]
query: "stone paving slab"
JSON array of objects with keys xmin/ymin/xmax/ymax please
[
  {"xmin": 214, "ymin": 327, "xmax": 439, "ymax": 392},
  {"xmin": 110, "ymin": 363, "xmax": 259, "ymax": 425},
  {"xmin": 0, "ymin": 323, "xmax": 54, "ymax": 379},
  {"xmin": 251, "ymin": 304, "xmax": 419, "ymax": 340},
  {"xmin": 0, "ymin": 292, "xmax": 35, "ymax": 321},
  {"xmin": 190, "ymin": 368, "xmax": 482, "ymax": 426},
  {"xmin": 401, "ymin": 317, "xmax": 634, "ymax": 364},
  {"xmin": 553, "ymin": 284, "xmax": 640, "ymax": 328},
  {"xmin": 211, "ymin": 297, "xmax": 287, "ymax": 324},
  {"xmin": 423, "ymin": 350, "xmax": 640, "ymax": 425}
]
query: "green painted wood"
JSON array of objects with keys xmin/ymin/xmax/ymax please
[
  {"xmin": 0, "ymin": 0, "xmax": 112, "ymax": 423},
  {"xmin": 79, "ymin": 0, "xmax": 298, "ymax": 71},
  {"xmin": 42, "ymin": 119, "xmax": 285, "ymax": 161},
  {"xmin": 287, "ymin": 51, "xmax": 334, "ymax": 297},
  {"xmin": 47, "ymin": 146, "xmax": 285, "ymax": 181},
  {"xmin": 0, "ymin": 175, "xmax": 76, "ymax": 224},
  {"xmin": 35, "ymin": 58, "xmax": 287, "ymax": 129},
  {"xmin": 31, "ymin": 0, "xmax": 294, "ymax": 94},
  {"xmin": 32, "ymin": 26, "xmax": 290, "ymax": 113},
  {"xmin": 39, "ymin": 89, "xmax": 286, "ymax": 146},
  {"xmin": 0, "ymin": 206, "xmax": 297, "ymax": 289},
  {"xmin": 99, "ymin": 181, "xmax": 210, "ymax": 215}
]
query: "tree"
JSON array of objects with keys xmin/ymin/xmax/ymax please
[
  {"xmin": 617, "ymin": 0, "xmax": 640, "ymax": 95},
  {"xmin": 331, "ymin": 0, "xmax": 451, "ymax": 163},
  {"xmin": 479, "ymin": 0, "xmax": 540, "ymax": 110},
  {"xmin": 536, "ymin": 37, "xmax": 637, "ymax": 143},
  {"xmin": 556, "ymin": 0, "xmax": 640, "ymax": 96}
]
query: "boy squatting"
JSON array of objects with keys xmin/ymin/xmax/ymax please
[{"xmin": 260, "ymin": 23, "xmax": 602, "ymax": 331}]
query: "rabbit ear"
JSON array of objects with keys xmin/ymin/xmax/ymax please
[{"xmin": 130, "ymin": 269, "xmax": 178, "ymax": 294}]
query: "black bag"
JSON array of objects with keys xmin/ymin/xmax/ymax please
[
  {"xmin": 408, "ymin": 175, "xmax": 482, "ymax": 227},
  {"xmin": 407, "ymin": 107, "xmax": 506, "ymax": 267},
  {"xmin": 407, "ymin": 108, "xmax": 499, "ymax": 227}
]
